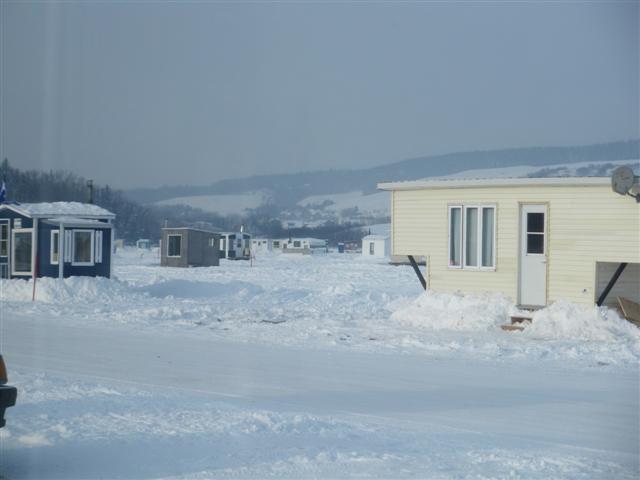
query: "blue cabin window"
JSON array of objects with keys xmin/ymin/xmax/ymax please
[{"xmin": 72, "ymin": 230, "xmax": 94, "ymax": 266}]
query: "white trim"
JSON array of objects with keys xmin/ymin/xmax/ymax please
[
  {"xmin": 59, "ymin": 224, "xmax": 65, "ymax": 279},
  {"xmin": 64, "ymin": 230, "xmax": 72, "ymax": 262},
  {"xmin": 71, "ymin": 229, "xmax": 95, "ymax": 266},
  {"xmin": 11, "ymin": 228, "xmax": 34, "ymax": 276},
  {"xmin": 166, "ymin": 234, "xmax": 182, "ymax": 258},
  {"xmin": 378, "ymin": 176, "xmax": 615, "ymax": 191},
  {"xmin": 50, "ymin": 230, "xmax": 60, "ymax": 265},
  {"xmin": 447, "ymin": 205, "xmax": 462, "ymax": 269},
  {"xmin": 95, "ymin": 230, "xmax": 103, "ymax": 263}
]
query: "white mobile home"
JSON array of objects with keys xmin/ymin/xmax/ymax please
[
  {"xmin": 378, "ymin": 177, "xmax": 640, "ymax": 307},
  {"xmin": 282, "ymin": 238, "xmax": 328, "ymax": 255},
  {"xmin": 362, "ymin": 234, "xmax": 390, "ymax": 258}
]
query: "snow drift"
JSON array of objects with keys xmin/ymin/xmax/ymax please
[{"xmin": 391, "ymin": 290, "xmax": 640, "ymax": 344}]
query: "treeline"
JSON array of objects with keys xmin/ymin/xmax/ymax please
[
  {"xmin": 1, "ymin": 160, "xmax": 369, "ymax": 244},
  {"xmin": 0, "ymin": 159, "xmax": 236, "ymax": 242}
]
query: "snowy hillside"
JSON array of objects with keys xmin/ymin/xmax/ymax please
[
  {"xmin": 278, "ymin": 159, "xmax": 640, "ymax": 224},
  {"xmin": 155, "ymin": 190, "xmax": 271, "ymax": 216}
]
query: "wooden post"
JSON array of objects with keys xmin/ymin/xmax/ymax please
[
  {"xmin": 408, "ymin": 255, "xmax": 426, "ymax": 290},
  {"xmin": 31, "ymin": 219, "xmax": 38, "ymax": 301},
  {"xmin": 596, "ymin": 262, "xmax": 628, "ymax": 306}
]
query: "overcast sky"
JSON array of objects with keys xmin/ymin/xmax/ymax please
[{"xmin": 1, "ymin": 1, "xmax": 638, "ymax": 188}]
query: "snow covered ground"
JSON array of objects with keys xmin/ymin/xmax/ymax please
[{"xmin": 1, "ymin": 250, "xmax": 638, "ymax": 479}]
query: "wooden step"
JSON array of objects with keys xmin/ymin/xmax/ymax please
[{"xmin": 501, "ymin": 325, "xmax": 525, "ymax": 332}]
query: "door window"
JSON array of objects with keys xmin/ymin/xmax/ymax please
[{"xmin": 526, "ymin": 212, "xmax": 545, "ymax": 254}]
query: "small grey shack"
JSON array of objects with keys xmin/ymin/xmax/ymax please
[{"xmin": 161, "ymin": 228, "xmax": 221, "ymax": 268}]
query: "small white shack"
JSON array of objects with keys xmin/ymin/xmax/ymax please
[
  {"xmin": 219, "ymin": 232, "xmax": 251, "ymax": 260},
  {"xmin": 251, "ymin": 238, "xmax": 274, "ymax": 253},
  {"xmin": 362, "ymin": 234, "xmax": 390, "ymax": 258},
  {"xmin": 378, "ymin": 176, "xmax": 640, "ymax": 308}
]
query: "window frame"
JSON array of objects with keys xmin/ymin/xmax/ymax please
[
  {"xmin": 0, "ymin": 220, "xmax": 9, "ymax": 258},
  {"xmin": 166, "ymin": 234, "xmax": 182, "ymax": 258},
  {"xmin": 72, "ymin": 229, "xmax": 95, "ymax": 266},
  {"xmin": 11, "ymin": 228, "xmax": 33, "ymax": 276},
  {"xmin": 447, "ymin": 203, "xmax": 496, "ymax": 271},
  {"xmin": 50, "ymin": 230, "xmax": 60, "ymax": 265}
]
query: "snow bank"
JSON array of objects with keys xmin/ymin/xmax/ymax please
[
  {"xmin": 526, "ymin": 301, "xmax": 640, "ymax": 342},
  {"xmin": 0, "ymin": 276, "xmax": 134, "ymax": 304},
  {"xmin": 390, "ymin": 290, "xmax": 513, "ymax": 331},
  {"xmin": 390, "ymin": 290, "xmax": 640, "ymax": 347}
]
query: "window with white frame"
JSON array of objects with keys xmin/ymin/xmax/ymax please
[
  {"xmin": 448, "ymin": 205, "xmax": 496, "ymax": 269},
  {"xmin": 51, "ymin": 230, "xmax": 60, "ymax": 265},
  {"xmin": 369, "ymin": 242, "xmax": 375, "ymax": 255},
  {"xmin": 72, "ymin": 230, "xmax": 94, "ymax": 265},
  {"xmin": 167, "ymin": 234, "xmax": 182, "ymax": 257}
]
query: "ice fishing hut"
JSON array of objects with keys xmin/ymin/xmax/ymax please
[
  {"xmin": 0, "ymin": 202, "xmax": 115, "ymax": 279},
  {"xmin": 136, "ymin": 238, "xmax": 150, "ymax": 249},
  {"xmin": 378, "ymin": 173, "xmax": 640, "ymax": 307},
  {"xmin": 160, "ymin": 227, "xmax": 221, "ymax": 267},
  {"xmin": 362, "ymin": 234, "xmax": 391, "ymax": 258},
  {"xmin": 219, "ymin": 232, "xmax": 251, "ymax": 260}
]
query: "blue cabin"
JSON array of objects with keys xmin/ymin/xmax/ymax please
[{"xmin": 0, "ymin": 202, "xmax": 115, "ymax": 279}]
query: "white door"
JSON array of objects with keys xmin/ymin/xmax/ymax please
[{"xmin": 518, "ymin": 204, "xmax": 547, "ymax": 307}]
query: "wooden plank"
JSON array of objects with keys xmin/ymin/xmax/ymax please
[
  {"xmin": 510, "ymin": 316, "xmax": 532, "ymax": 325},
  {"xmin": 617, "ymin": 297, "xmax": 640, "ymax": 327},
  {"xmin": 501, "ymin": 325, "xmax": 525, "ymax": 332}
]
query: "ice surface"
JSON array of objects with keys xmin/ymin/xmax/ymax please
[{"xmin": 1, "ymin": 251, "xmax": 638, "ymax": 479}]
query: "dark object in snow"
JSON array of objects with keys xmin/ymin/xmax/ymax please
[
  {"xmin": 261, "ymin": 319, "xmax": 287, "ymax": 324},
  {"xmin": 408, "ymin": 255, "xmax": 427, "ymax": 290},
  {"xmin": 0, "ymin": 355, "xmax": 17, "ymax": 428},
  {"xmin": 596, "ymin": 263, "xmax": 628, "ymax": 306}
]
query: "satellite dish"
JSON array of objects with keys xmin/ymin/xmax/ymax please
[{"xmin": 611, "ymin": 166, "xmax": 635, "ymax": 195}]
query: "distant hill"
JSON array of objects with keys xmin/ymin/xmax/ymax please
[{"xmin": 125, "ymin": 140, "xmax": 639, "ymax": 207}]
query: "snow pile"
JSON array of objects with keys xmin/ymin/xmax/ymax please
[
  {"xmin": 391, "ymin": 290, "xmax": 639, "ymax": 345},
  {"xmin": 0, "ymin": 276, "xmax": 134, "ymax": 304},
  {"xmin": 526, "ymin": 301, "xmax": 640, "ymax": 343},
  {"xmin": 390, "ymin": 290, "xmax": 513, "ymax": 331}
]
